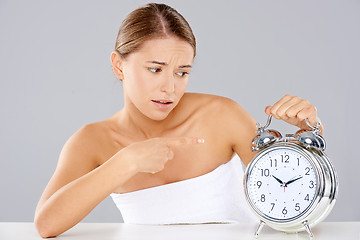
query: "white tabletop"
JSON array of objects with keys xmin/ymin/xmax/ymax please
[{"xmin": 0, "ymin": 222, "xmax": 359, "ymax": 240}]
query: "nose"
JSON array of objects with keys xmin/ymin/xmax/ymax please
[{"xmin": 160, "ymin": 74, "xmax": 175, "ymax": 94}]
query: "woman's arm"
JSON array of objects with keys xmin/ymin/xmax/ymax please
[
  {"xmin": 225, "ymin": 95, "xmax": 323, "ymax": 166},
  {"xmin": 34, "ymin": 124, "xmax": 138, "ymax": 238},
  {"xmin": 34, "ymin": 124, "xmax": 203, "ymax": 238},
  {"xmin": 221, "ymin": 99, "xmax": 258, "ymax": 166}
]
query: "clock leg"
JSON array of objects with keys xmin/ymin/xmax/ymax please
[
  {"xmin": 255, "ymin": 220, "xmax": 265, "ymax": 237},
  {"xmin": 303, "ymin": 220, "xmax": 314, "ymax": 239}
]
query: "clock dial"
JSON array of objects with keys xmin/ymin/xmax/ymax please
[{"xmin": 246, "ymin": 147, "xmax": 318, "ymax": 221}]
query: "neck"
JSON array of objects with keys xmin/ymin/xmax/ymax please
[{"xmin": 120, "ymin": 98, "xmax": 177, "ymax": 139}]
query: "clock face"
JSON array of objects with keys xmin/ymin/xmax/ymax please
[{"xmin": 246, "ymin": 147, "xmax": 318, "ymax": 221}]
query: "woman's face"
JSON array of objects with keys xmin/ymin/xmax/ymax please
[{"xmin": 119, "ymin": 37, "xmax": 194, "ymax": 121}]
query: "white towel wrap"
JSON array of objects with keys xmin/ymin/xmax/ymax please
[{"xmin": 110, "ymin": 154, "xmax": 258, "ymax": 225}]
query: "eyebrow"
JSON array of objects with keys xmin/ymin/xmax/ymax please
[{"xmin": 146, "ymin": 60, "xmax": 192, "ymax": 68}]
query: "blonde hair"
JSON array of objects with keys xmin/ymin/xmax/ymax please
[{"xmin": 114, "ymin": 3, "xmax": 196, "ymax": 59}]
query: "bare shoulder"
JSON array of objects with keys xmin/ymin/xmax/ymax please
[
  {"xmin": 216, "ymin": 97, "xmax": 257, "ymax": 166},
  {"xmin": 181, "ymin": 92, "xmax": 236, "ymax": 111},
  {"xmin": 182, "ymin": 92, "xmax": 253, "ymax": 121},
  {"xmin": 182, "ymin": 92, "xmax": 232, "ymax": 103},
  {"xmin": 35, "ymin": 121, "xmax": 108, "ymax": 212},
  {"xmin": 203, "ymin": 93, "xmax": 256, "ymax": 132},
  {"xmin": 60, "ymin": 121, "xmax": 109, "ymax": 168},
  {"xmin": 68, "ymin": 122, "xmax": 103, "ymax": 150},
  {"xmin": 183, "ymin": 93, "xmax": 257, "ymax": 165}
]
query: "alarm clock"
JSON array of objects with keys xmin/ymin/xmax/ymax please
[{"xmin": 243, "ymin": 115, "xmax": 338, "ymax": 238}]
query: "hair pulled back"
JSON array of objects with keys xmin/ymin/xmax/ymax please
[{"xmin": 114, "ymin": 3, "xmax": 196, "ymax": 59}]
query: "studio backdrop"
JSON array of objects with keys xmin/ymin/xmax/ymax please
[{"xmin": 0, "ymin": 0, "xmax": 359, "ymax": 222}]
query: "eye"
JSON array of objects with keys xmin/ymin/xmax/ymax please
[
  {"xmin": 148, "ymin": 68, "xmax": 162, "ymax": 73},
  {"xmin": 176, "ymin": 72, "xmax": 189, "ymax": 77}
]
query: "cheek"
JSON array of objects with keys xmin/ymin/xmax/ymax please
[
  {"xmin": 126, "ymin": 69, "xmax": 156, "ymax": 96},
  {"xmin": 175, "ymin": 79, "xmax": 189, "ymax": 94}
]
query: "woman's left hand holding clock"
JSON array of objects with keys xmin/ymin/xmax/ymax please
[{"xmin": 265, "ymin": 94, "xmax": 324, "ymax": 134}]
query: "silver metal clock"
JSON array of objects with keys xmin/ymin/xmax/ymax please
[{"xmin": 244, "ymin": 115, "xmax": 338, "ymax": 238}]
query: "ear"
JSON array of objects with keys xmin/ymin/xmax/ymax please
[{"xmin": 110, "ymin": 51, "xmax": 125, "ymax": 80}]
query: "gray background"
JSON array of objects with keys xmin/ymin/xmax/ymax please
[{"xmin": 0, "ymin": 0, "xmax": 359, "ymax": 223}]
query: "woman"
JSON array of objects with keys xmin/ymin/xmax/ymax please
[{"xmin": 34, "ymin": 3, "xmax": 323, "ymax": 238}]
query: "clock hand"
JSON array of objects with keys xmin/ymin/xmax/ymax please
[
  {"xmin": 272, "ymin": 175, "xmax": 284, "ymax": 185},
  {"xmin": 285, "ymin": 176, "xmax": 303, "ymax": 186}
]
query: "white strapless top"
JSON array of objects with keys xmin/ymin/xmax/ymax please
[{"xmin": 110, "ymin": 154, "xmax": 257, "ymax": 225}]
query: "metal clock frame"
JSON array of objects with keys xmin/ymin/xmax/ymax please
[{"xmin": 243, "ymin": 115, "xmax": 338, "ymax": 238}]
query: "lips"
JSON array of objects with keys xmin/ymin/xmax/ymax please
[
  {"xmin": 151, "ymin": 99, "xmax": 174, "ymax": 110},
  {"xmin": 151, "ymin": 99, "xmax": 173, "ymax": 104}
]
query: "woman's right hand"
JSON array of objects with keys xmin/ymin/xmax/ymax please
[{"xmin": 119, "ymin": 137, "xmax": 205, "ymax": 174}]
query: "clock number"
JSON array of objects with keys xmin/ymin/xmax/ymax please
[
  {"xmin": 295, "ymin": 203, "xmax": 300, "ymax": 211},
  {"xmin": 281, "ymin": 155, "xmax": 289, "ymax": 163},
  {"xmin": 260, "ymin": 194, "xmax": 266, "ymax": 202},
  {"xmin": 270, "ymin": 159, "xmax": 277, "ymax": 167},
  {"xmin": 305, "ymin": 194, "xmax": 310, "ymax": 201},
  {"xmin": 297, "ymin": 158, "xmax": 300, "ymax": 166},
  {"xmin": 309, "ymin": 180, "xmax": 315, "ymax": 189},
  {"xmin": 257, "ymin": 181, "xmax": 262, "ymax": 189},
  {"xmin": 305, "ymin": 167, "xmax": 310, "ymax": 175},
  {"xmin": 261, "ymin": 169, "xmax": 270, "ymax": 177},
  {"xmin": 282, "ymin": 207, "xmax": 288, "ymax": 215},
  {"xmin": 270, "ymin": 203, "xmax": 275, "ymax": 211}
]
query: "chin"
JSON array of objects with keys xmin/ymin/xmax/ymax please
[
  {"xmin": 148, "ymin": 111, "xmax": 172, "ymax": 121},
  {"xmin": 144, "ymin": 101, "xmax": 178, "ymax": 121}
]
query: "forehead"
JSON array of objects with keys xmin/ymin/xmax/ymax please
[{"xmin": 130, "ymin": 37, "xmax": 194, "ymax": 63}]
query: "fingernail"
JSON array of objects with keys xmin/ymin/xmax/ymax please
[{"xmin": 197, "ymin": 138, "xmax": 205, "ymax": 143}]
